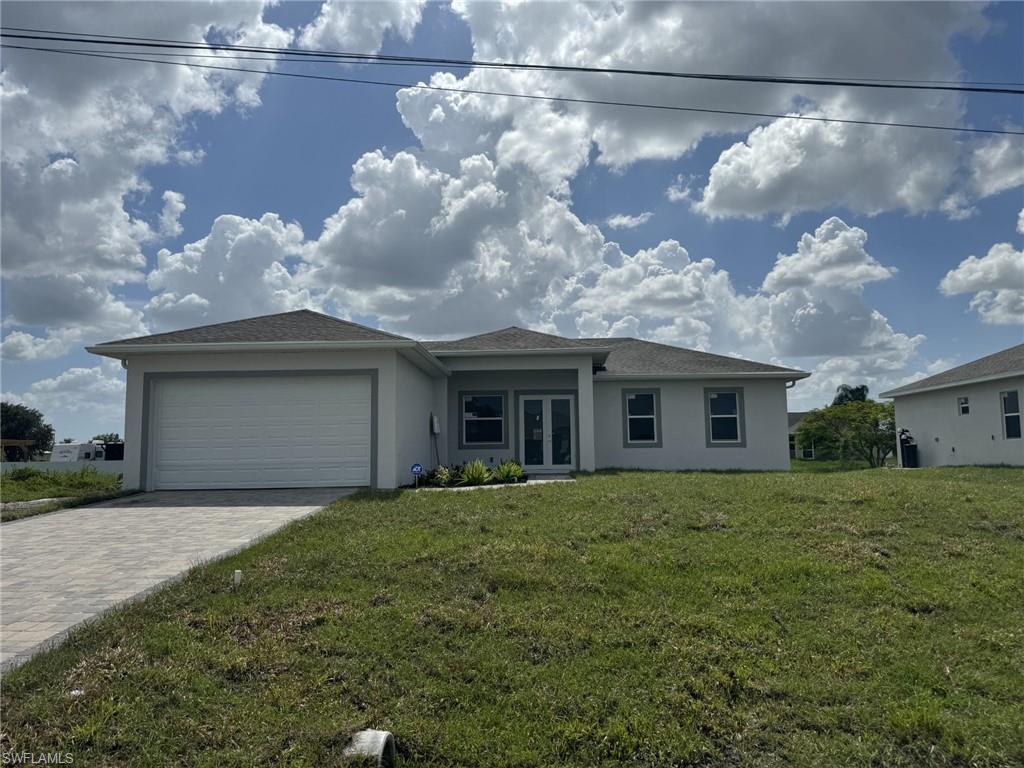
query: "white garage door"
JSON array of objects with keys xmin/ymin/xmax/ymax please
[{"xmin": 150, "ymin": 375, "xmax": 371, "ymax": 489}]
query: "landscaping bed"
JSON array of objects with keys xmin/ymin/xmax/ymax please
[{"xmin": 2, "ymin": 467, "xmax": 1022, "ymax": 766}]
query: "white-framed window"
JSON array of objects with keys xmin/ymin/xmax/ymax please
[
  {"xmin": 801, "ymin": 444, "xmax": 815, "ymax": 460},
  {"xmin": 462, "ymin": 393, "xmax": 505, "ymax": 445},
  {"xmin": 705, "ymin": 388, "xmax": 744, "ymax": 445},
  {"xmin": 1001, "ymin": 390, "xmax": 1021, "ymax": 440},
  {"xmin": 957, "ymin": 396, "xmax": 970, "ymax": 416},
  {"xmin": 624, "ymin": 390, "xmax": 659, "ymax": 444}
]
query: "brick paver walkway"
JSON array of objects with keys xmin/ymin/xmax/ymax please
[{"xmin": 0, "ymin": 488, "xmax": 354, "ymax": 668}]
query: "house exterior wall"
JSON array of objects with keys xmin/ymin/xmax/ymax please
[
  {"xmin": 893, "ymin": 376, "xmax": 1024, "ymax": 467},
  {"xmin": 394, "ymin": 352, "xmax": 443, "ymax": 486},
  {"xmin": 593, "ymin": 378, "xmax": 791, "ymax": 471},
  {"xmin": 444, "ymin": 367, "xmax": 580, "ymax": 467},
  {"xmin": 121, "ymin": 349, "xmax": 403, "ymax": 490}
]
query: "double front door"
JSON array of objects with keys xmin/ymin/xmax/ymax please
[{"xmin": 519, "ymin": 395, "xmax": 576, "ymax": 471}]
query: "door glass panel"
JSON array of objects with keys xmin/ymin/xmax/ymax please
[
  {"xmin": 523, "ymin": 399, "xmax": 544, "ymax": 465},
  {"xmin": 551, "ymin": 398, "xmax": 572, "ymax": 466}
]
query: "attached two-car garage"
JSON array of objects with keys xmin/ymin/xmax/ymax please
[{"xmin": 148, "ymin": 374, "xmax": 372, "ymax": 490}]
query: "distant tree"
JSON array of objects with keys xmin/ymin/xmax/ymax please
[
  {"xmin": 1, "ymin": 401, "xmax": 55, "ymax": 454},
  {"xmin": 91, "ymin": 433, "xmax": 122, "ymax": 444},
  {"xmin": 832, "ymin": 384, "xmax": 870, "ymax": 406},
  {"xmin": 60, "ymin": 438, "xmax": 75, "ymax": 444},
  {"xmin": 797, "ymin": 401, "xmax": 896, "ymax": 468}
]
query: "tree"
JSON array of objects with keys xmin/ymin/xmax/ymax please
[
  {"xmin": 60, "ymin": 438, "xmax": 75, "ymax": 444},
  {"xmin": 1, "ymin": 401, "xmax": 55, "ymax": 455},
  {"xmin": 797, "ymin": 400, "xmax": 896, "ymax": 468},
  {"xmin": 91, "ymin": 433, "xmax": 122, "ymax": 444},
  {"xmin": 832, "ymin": 384, "xmax": 870, "ymax": 406}
]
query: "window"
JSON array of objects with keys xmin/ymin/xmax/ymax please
[
  {"xmin": 705, "ymin": 388, "xmax": 745, "ymax": 446},
  {"xmin": 801, "ymin": 443, "xmax": 815, "ymax": 460},
  {"xmin": 789, "ymin": 434, "xmax": 796, "ymax": 456},
  {"xmin": 623, "ymin": 389, "xmax": 661, "ymax": 446},
  {"xmin": 462, "ymin": 393, "xmax": 505, "ymax": 446},
  {"xmin": 1001, "ymin": 390, "xmax": 1021, "ymax": 440},
  {"xmin": 957, "ymin": 396, "xmax": 970, "ymax": 416}
]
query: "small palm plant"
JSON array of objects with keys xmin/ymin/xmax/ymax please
[
  {"xmin": 458, "ymin": 459, "xmax": 492, "ymax": 486},
  {"xmin": 493, "ymin": 460, "xmax": 524, "ymax": 484},
  {"xmin": 430, "ymin": 465, "xmax": 452, "ymax": 487}
]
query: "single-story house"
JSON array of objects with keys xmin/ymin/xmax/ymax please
[
  {"xmin": 787, "ymin": 412, "xmax": 815, "ymax": 459},
  {"xmin": 88, "ymin": 310, "xmax": 809, "ymax": 490},
  {"xmin": 880, "ymin": 342, "xmax": 1023, "ymax": 467}
]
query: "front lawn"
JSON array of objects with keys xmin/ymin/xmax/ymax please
[
  {"xmin": 3, "ymin": 468, "xmax": 1022, "ymax": 766},
  {"xmin": 0, "ymin": 466, "xmax": 124, "ymax": 522}
]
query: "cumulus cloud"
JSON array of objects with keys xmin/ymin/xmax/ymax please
[
  {"xmin": 0, "ymin": 1, "xmax": 291, "ymax": 355},
  {"xmin": 969, "ymin": 134, "xmax": 1024, "ymax": 199},
  {"xmin": 299, "ymin": 0, "xmax": 425, "ymax": 53},
  {"xmin": 605, "ymin": 212, "xmax": 653, "ymax": 230},
  {"xmin": 940, "ymin": 239, "xmax": 1024, "ymax": 325},
  {"xmin": 2, "ymin": 361, "xmax": 126, "ymax": 438},
  {"xmin": 145, "ymin": 213, "xmax": 314, "ymax": 330}
]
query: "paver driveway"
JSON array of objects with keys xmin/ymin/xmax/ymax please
[{"xmin": 0, "ymin": 488, "xmax": 354, "ymax": 668}]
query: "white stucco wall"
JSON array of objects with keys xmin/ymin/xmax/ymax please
[
  {"xmin": 594, "ymin": 378, "xmax": 792, "ymax": 471},
  {"xmin": 120, "ymin": 349, "xmax": 403, "ymax": 490},
  {"xmin": 444, "ymin": 367, "xmax": 580, "ymax": 467},
  {"xmin": 892, "ymin": 376, "xmax": 1024, "ymax": 467},
  {"xmin": 394, "ymin": 353, "xmax": 443, "ymax": 486}
]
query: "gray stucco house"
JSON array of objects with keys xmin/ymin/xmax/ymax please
[
  {"xmin": 881, "ymin": 343, "xmax": 1024, "ymax": 467},
  {"xmin": 88, "ymin": 310, "xmax": 809, "ymax": 490}
]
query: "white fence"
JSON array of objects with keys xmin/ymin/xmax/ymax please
[{"xmin": 1, "ymin": 460, "xmax": 125, "ymax": 476}]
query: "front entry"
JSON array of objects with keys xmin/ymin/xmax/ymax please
[{"xmin": 519, "ymin": 395, "xmax": 576, "ymax": 472}]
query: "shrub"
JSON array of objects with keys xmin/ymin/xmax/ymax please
[
  {"xmin": 457, "ymin": 459, "xmax": 492, "ymax": 486},
  {"xmin": 6, "ymin": 467, "xmax": 44, "ymax": 482},
  {"xmin": 429, "ymin": 465, "xmax": 452, "ymax": 487},
  {"xmin": 493, "ymin": 460, "xmax": 524, "ymax": 484}
]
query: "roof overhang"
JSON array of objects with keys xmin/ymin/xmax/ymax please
[
  {"xmin": 879, "ymin": 369, "xmax": 1024, "ymax": 399},
  {"xmin": 594, "ymin": 371, "xmax": 810, "ymax": 381},
  {"xmin": 86, "ymin": 339, "xmax": 451, "ymax": 376},
  {"xmin": 430, "ymin": 346, "xmax": 612, "ymax": 357}
]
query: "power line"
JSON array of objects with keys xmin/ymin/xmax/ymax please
[
  {"xmin": 2, "ymin": 27, "xmax": 1023, "ymax": 95},
  {"xmin": 6, "ymin": 43, "xmax": 1021, "ymax": 137}
]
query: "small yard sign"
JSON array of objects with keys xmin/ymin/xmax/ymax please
[{"xmin": 411, "ymin": 463, "xmax": 423, "ymax": 476}]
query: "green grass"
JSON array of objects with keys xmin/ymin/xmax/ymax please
[
  {"xmin": 3, "ymin": 468, "xmax": 1023, "ymax": 766},
  {"xmin": 0, "ymin": 466, "xmax": 124, "ymax": 522}
]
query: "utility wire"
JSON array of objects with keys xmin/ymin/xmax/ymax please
[
  {"xmin": 2, "ymin": 28, "xmax": 1023, "ymax": 95},
  {"xmin": 6, "ymin": 43, "xmax": 1021, "ymax": 137}
]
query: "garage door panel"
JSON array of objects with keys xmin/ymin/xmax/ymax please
[{"xmin": 151, "ymin": 375, "xmax": 372, "ymax": 489}]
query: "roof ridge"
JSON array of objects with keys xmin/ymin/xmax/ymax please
[{"xmin": 621, "ymin": 337, "xmax": 803, "ymax": 373}]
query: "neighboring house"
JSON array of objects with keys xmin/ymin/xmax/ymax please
[
  {"xmin": 87, "ymin": 310, "xmax": 809, "ymax": 491},
  {"xmin": 880, "ymin": 343, "xmax": 1024, "ymax": 467},
  {"xmin": 787, "ymin": 412, "xmax": 815, "ymax": 459}
]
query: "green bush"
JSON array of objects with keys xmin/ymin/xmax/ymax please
[
  {"xmin": 429, "ymin": 465, "xmax": 452, "ymax": 487},
  {"xmin": 493, "ymin": 460, "xmax": 524, "ymax": 484},
  {"xmin": 457, "ymin": 459, "xmax": 492, "ymax": 486},
  {"xmin": 6, "ymin": 467, "xmax": 44, "ymax": 482},
  {"xmin": 1, "ymin": 465, "xmax": 121, "ymax": 503}
]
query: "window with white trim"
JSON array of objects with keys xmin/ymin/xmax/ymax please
[
  {"xmin": 957, "ymin": 396, "xmax": 970, "ymax": 416},
  {"xmin": 1001, "ymin": 390, "xmax": 1021, "ymax": 440},
  {"xmin": 706, "ymin": 389, "xmax": 743, "ymax": 444},
  {"xmin": 462, "ymin": 393, "xmax": 505, "ymax": 445},
  {"xmin": 625, "ymin": 391, "xmax": 658, "ymax": 443}
]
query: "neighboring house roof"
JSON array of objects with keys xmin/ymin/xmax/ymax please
[
  {"xmin": 788, "ymin": 411, "xmax": 811, "ymax": 431},
  {"xmin": 423, "ymin": 326, "xmax": 596, "ymax": 352},
  {"xmin": 92, "ymin": 309, "xmax": 413, "ymax": 346},
  {"xmin": 880, "ymin": 343, "xmax": 1024, "ymax": 398},
  {"xmin": 589, "ymin": 338, "xmax": 806, "ymax": 378}
]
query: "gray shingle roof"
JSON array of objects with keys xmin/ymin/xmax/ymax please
[
  {"xmin": 788, "ymin": 411, "xmax": 811, "ymax": 430},
  {"xmin": 880, "ymin": 343, "xmax": 1024, "ymax": 397},
  {"xmin": 94, "ymin": 310, "xmax": 412, "ymax": 346},
  {"xmin": 423, "ymin": 326, "xmax": 595, "ymax": 351},
  {"xmin": 591, "ymin": 338, "xmax": 804, "ymax": 377}
]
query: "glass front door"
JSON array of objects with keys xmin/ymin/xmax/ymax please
[{"xmin": 519, "ymin": 395, "xmax": 575, "ymax": 471}]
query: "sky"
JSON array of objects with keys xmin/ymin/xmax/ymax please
[{"xmin": 1, "ymin": 0, "xmax": 1022, "ymax": 442}]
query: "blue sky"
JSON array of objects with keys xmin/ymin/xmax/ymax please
[{"xmin": 2, "ymin": 1, "xmax": 1022, "ymax": 441}]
